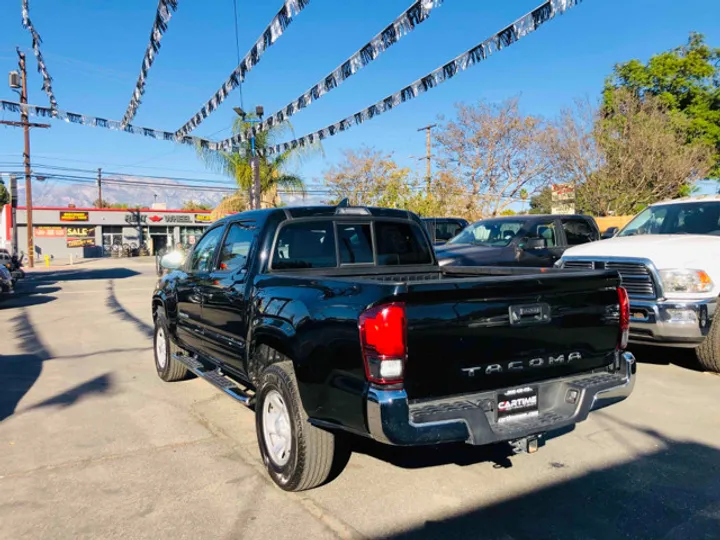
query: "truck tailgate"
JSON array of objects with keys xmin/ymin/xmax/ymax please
[{"xmin": 399, "ymin": 271, "xmax": 621, "ymax": 400}]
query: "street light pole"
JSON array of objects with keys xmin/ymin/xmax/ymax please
[{"xmin": 233, "ymin": 105, "xmax": 264, "ymax": 210}]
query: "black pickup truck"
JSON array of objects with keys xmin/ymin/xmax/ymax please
[{"xmin": 152, "ymin": 202, "xmax": 636, "ymax": 491}]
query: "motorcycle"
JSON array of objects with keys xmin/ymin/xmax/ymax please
[{"xmin": 9, "ymin": 252, "xmax": 25, "ymax": 281}]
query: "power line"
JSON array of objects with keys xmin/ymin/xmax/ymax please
[{"xmin": 232, "ymin": 0, "xmax": 245, "ymax": 109}]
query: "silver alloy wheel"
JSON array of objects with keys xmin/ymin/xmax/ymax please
[
  {"xmin": 262, "ymin": 389, "xmax": 292, "ymax": 467},
  {"xmin": 156, "ymin": 327, "xmax": 167, "ymax": 369}
]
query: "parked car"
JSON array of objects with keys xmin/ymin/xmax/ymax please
[
  {"xmin": 436, "ymin": 214, "xmax": 600, "ymax": 267},
  {"xmin": 152, "ymin": 202, "xmax": 634, "ymax": 491},
  {"xmin": 559, "ymin": 195, "xmax": 720, "ymax": 372},
  {"xmin": 421, "ymin": 217, "xmax": 469, "ymax": 245}
]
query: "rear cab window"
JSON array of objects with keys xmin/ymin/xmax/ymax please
[{"xmin": 271, "ymin": 219, "xmax": 433, "ymax": 270}]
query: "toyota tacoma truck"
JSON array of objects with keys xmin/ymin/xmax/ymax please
[
  {"xmin": 559, "ymin": 195, "xmax": 720, "ymax": 373},
  {"xmin": 152, "ymin": 202, "xmax": 635, "ymax": 491}
]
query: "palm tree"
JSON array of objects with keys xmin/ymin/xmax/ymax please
[{"xmin": 199, "ymin": 115, "xmax": 314, "ymax": 215}]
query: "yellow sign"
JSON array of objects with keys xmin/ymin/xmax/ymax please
[
  {"xmin": 67, "ymin": 238, "xmax": 96, "ymax": 248},
  {"xmin": 194, "ymin": 214, "xmax": 213, "ymax": 223},
  {"xmin": 60, "ymin": 211, "xmax": 89, "ymax": 222},
  {"xmin": 66, "ymin": 227, "xmax": 95, "ymax": 238}
]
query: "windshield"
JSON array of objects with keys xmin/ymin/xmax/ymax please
[
  {"xmin": 448, "ymin": 219, "xmax": 524, "ymax": 247},
  {"xmin": 618, "ymin": 202, "xmax": 720, "ymax": 237}
]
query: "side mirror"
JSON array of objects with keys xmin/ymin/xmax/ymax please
[
  {"xmin": 525, "ymin": 237, "xmax": 547, "ymax": 249},
  {"xmin": 160, "ymin": 251, "xmax": 184, "ymax": 270},
  {"xmin": 601, "ymin": 227, "xmax": 619, "ymax": 239}
]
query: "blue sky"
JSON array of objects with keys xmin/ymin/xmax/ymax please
[{"xmin": 1, "ymin": 0, "xmax": 719, "ymax": 204}]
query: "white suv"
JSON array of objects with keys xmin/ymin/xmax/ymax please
[{"xmin": 559, "ymin": 195, "xmax": 720, "ymax": 372}]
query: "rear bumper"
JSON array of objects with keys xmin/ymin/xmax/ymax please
[
  {"xmin": 366, "ymin": 351, "xmax": 636, "ymax": 446},
  {"xmin": 628, "ymin": 297, "xmax": 716, "ymax": 347}
]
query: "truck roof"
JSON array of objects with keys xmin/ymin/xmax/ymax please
[
  {"xmin": 215, "ymin": 205, "xmax": 417, "ymax": 225},
  {"xmin": 652, "ymin": 194, "xmax": 720, "ymax": 206}
]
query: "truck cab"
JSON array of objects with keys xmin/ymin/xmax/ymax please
[{"xmin": 559, "ymin": 195, "xmax": 720, "ymax": 372}]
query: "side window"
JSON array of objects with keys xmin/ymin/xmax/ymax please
[
  {"xmin": 189, "ymin": 226, "xmax": 226, "ymax": 272},
  {"xmin": 528, "ymin": 222, "xmax": 557, "ymax": 248},
  {"xmin": 218, "ymin": 222, "xmax": 257, "ymax": 272},
  {"xmin": 562, "ymin": 219, "xmax": 597, "ymax": 246},
  {"xmin": 272, "ymin": 221, "xmax": 337, "ymax": 269},
  {"xmin": 338, "ymin": 224, "xmax": 373, "ymax": 264}
]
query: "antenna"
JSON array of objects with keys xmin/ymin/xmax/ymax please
[{"xmin": 337, "ymin": 198, "xmax": 350, "ymax": 208}]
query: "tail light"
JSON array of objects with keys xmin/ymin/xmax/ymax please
[
  {"xmin": 359, "ymin": 303, "xmax": 407, "ymax": 385},
  {"xmin": 618, "ymin": 286, "xmax": 630, "ymax": 350}
]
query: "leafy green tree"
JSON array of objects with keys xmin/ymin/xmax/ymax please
[
  {"xmin": 93, "ymin": 199, "xmax": 130, "ymax": 209},
  {"xmin": 604, "ymin": 32, "xmax": 720, "ymax": 177},
  {"xmin": 0, "ymin": 179, "xmax": 8, "ymax": 206},
  {"xmin": 528, "ymin": 187, "xmax": 552, "ymax": 214},
  {"xmin": 199, "ymin": 116, "xmax": 309, "ymax": 211},
  {"xmin": 181, "ymin": 200, "xmax": 212, "ymax": 211}
]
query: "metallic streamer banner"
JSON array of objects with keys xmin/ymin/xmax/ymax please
[
  {"xmin": 0, "ymin": 99, "xmax": 213, "ymax": 149},
  {"xmin": 250, "ymin": 0, "xmax": 582, "ymax": 157},
  {"xmin": 216, "ymin": 0, "xmax": 444, "ymax": 151},
  {"xmin": 174, "ymin": 0, "xmax": 311, "ymax": 138},
  {"xmin": 121, "ymin": 0, "xmax": 179, "ymax": 128},
  {"xmin": 21, "ymin": 0, "xmax": 58, "ymax": 112}
]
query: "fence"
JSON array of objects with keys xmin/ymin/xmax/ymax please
[{"xmin": 595, "ymin": 216, "xmax": 634, "ymax": 233}]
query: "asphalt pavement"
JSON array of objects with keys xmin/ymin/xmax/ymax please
[{"xmin": 1, "ymin": 258, "xmax": 719, "ymax": 540}]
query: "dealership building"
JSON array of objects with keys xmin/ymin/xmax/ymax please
[{"xmin": 0, "ymin": 205, "xmax": 213, "ymax": 259}]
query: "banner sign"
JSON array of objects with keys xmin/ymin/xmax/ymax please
[
  {"xmin": 67, "ymin": 238, "xmax": 96, "ymax": 248},
  {"xmin": 60, "ymin": 211, "xmax": 89, "ymax": 222},
  {"xmin": 22, "ymin": 0, "xmax": 58, "ymax": 112},
  {"xmin": 121, "ymin": 0, "xmax": 179, "ymax": 128},
  {"xmin": 34, "ymin": 226, "xmax": 65, "ymax": 237},
  {"xmin": 251, "ymin": 0, "xmax": 582, "ymax": 156},
  {"xmin": 66, "ymin": 226, "xmax": 95, "ymax": 238},
  {"xmin": 0, "ymin": 100, "xmax": 213, "ymax": 149},
  {"xmin": 175, "ymin": 0, "xmax": 311, "ymax": 137},
  {"xmin": 219, "ymin": 0, "xmax": 444, "ymax": 150}
]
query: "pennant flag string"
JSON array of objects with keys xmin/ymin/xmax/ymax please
[
  {"xmin": 21, "ymin": 0, "xmax": 58, "ymax": 112},
  {"xmin": 120, "ymin": 0, "xmax": 179, "ymax": 129},
  {"xmin": 174, "ymin": 0, "xmax": 311, "ymax": 138},
  {"xmin": 0, "ymin": 99, "xmax": 216, "ymax": 149},
  {"xmin": 247, "ymin": 0, "xmax": 582, "ymax": 157},
  {"xmin": 219, "ymin": 0, "xmax": 444, "ymax": 150}
]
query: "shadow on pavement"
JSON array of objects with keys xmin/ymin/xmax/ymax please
[
  {"xmin": 105, "ymin": 280, "xmax": 153, "ymax": 338},
  {"xmin": 29, "ymin": 267, "xmax": 141, "ymax": 283},
  {"xmin": 630, "ymin": 344, "xmax": 703, "ymax": 372},
  {"xmin": 21, "ymin": 373, "xmax": 114, "ymax": 413},
  {"xmin": 386, "ymin": 426, "xmax": 720, "ymax": 540},
  {"xmin": 0, "ymin": 309, "xmax": 52, "ymax": 421}
]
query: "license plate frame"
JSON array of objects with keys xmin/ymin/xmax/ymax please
[{"xmin": 496, "ymin": 386, "xmax": 539, "ymax": 423}]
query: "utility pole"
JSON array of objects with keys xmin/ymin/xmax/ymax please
[
  {"xmin": 20, "ymin": 51, "xmax": 34, "ymax": 268},
  {"xmin": 3, "ymin": 50, "xmax": 50, "ymax": 267},
  {"xmin": 417, "ymin": 124, "xmax": 436, "ymax": 194},
  {"xmin": 97, "ymin": 168, "xmax": 103, "ymax": 207}
]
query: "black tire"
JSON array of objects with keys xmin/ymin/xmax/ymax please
[
  {"xmin": 695, "ymin": 314, "xmax": 720, "ymax": 373},
  {"xmin": 256, "ymin": 358, "xmax": 349, "ymax": 491},
  {"xmin": 153, "ymin": 311, "xmax": 188, "ymax": 382}
]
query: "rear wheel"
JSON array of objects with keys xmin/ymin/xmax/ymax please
[
  {"xmin": 153, "ymin": 311, "xmax": 188, "ymax": 382},
  {"xmin": 256, "ymin": 358, "xmax": 349, "ymax": 491},
  {"xmin": 695, "ymin": 314, "xmax": 720, "ymax": 373}
]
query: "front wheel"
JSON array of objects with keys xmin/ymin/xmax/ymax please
[
  {"xmin": 256, "ymin": 359, "xmax": 349, "ymax": 491},
  {"xmin": 695, "ymin": 314, "xmax": 720, "ymax": 373}
]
